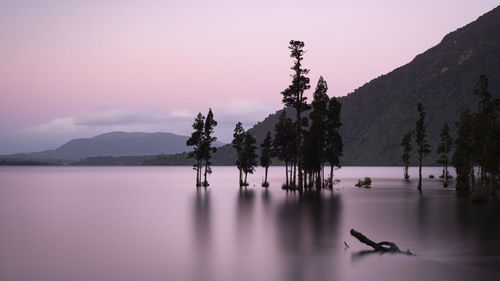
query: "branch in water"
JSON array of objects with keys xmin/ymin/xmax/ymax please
[{"xmin": 350, "ymin": 229, "xmax": 414, "ymax": 255}]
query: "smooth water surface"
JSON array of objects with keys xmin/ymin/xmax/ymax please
[{"xmin": 1, "ymin": 166, "xmax": 499, "ymax": 281}]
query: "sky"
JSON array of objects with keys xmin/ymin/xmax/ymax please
[{"xmin": 1, "ymin": 0, "xmax": 499, "ymax": 153}]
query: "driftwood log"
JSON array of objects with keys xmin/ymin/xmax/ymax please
[{"xmin": 350, "ymin": 229, "xmax": 414, "ymax": 255}]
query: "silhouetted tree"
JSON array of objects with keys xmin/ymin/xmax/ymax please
[
  {"xmin": 273, "ymin": 111, "xmax": 296, "ymax": 187},
  {"xmin": 241, "ymin": 132, "xmax": 258, "ymax": 186},
  {"xmin": 325, "ymin": 96, "xmax": 343, "ymax": 188},
  {"xmin": 452, "ymin": 110, "xmax": 474, "ymax": 192},
  {"xmin": 471, "ymin": 74, "xmax": 498, "ymax": 190},
  {"xmin": 303, "ymin": 76, "xmax": 329, "ymax": 189},
  {"xmin": 281, "ymin": 40, "xmax": 311, "ymax": 189},
  {"xmin": 201, "ymin": 108, "xmax": 217, "ymax": 187},
  {"xmin": 452, "ymin": 75, "xmax": 500, "ymax": 194},
  {"xmin": 400, "ymin": 131, "xmax": 413, "ymax": 180},
  {"xmin": 260, "ymin": 131, "xmax": 272, "ymax": 187},
  {"xmin": 415, "ymin": 103, "xmax": 431, "ymax": 190},
  {"xmin": 232, "ymin": 122, "xmax": 245, "ymax": 187},
  {"xmin": 187, "ymin": 112, "xmax": 205, "ymax": 187},
  {"xmin": 437, "ymin": 123, "xmax": 453, "ymax": 187}
]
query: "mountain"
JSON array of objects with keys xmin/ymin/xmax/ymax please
[
  {"xmin": 2, "ymin": 132, "xmax": 225, "ymax": 161},
  {"xmin": 150, "ymin": 5, "xmax": 500, "ymax": 166}
]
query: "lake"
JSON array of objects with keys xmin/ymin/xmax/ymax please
[{"xmin": 1, "ymin": 166, "xmax": 499, "ymax": 281}]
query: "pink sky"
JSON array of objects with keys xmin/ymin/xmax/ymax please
[{"xmin": 1, "ymin": 0, "xmax": 499, "ymax": 153}]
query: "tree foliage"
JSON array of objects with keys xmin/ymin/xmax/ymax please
[
  {"xmin": 400, "ymin": 131, "xmax": 413, "ymax": 180},
  {"xmin": 325, "ymin": 96, "xmax": 343, "ymax": 188},
  {"xmin": 437, "ymin": 123, "xmax": 453, "ymax": 187},
  {"xmin": 415, "ymin": 102, "xmax": 431, "ymax": 190},
  {"xmin": 240, "ymin": 132, "xmax": 258, "ymax": 186},
  {"xmin": 186, "ymin": 112, "xmax": 205, "ymax": 186},
  {"xmin": 260, "ymin": 131, "xmax": 272, "ymax": 187},
  {"xmin": 281, "ymin": 40, "xmax": 311, "ymax": 189},
  {"xmin": 232, "ymin": 122, "xmax": 245, "ymax": 186}
]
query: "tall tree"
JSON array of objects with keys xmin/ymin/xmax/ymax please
[
  {"xmin": 232, "ymin": 122, "xmax": 245, "ymax": 187},
  {"xmin": 241, "ymin": 132, "xmax": 258, "ymax": 186},
  {"xmin": 303, "ymin": 76, "xmax": 329, "ymax": 188},
  {"xmin": 186, "ymin": 112, "xmax": 205, "ymax": 187},
  {"xmin": 400, "ymin": 131, "xmax": 413, "ymax": 180},
  {"xmin": 325, "ymin": 96, "xmax": 343, "ymax": 188},
  {"xmin": 260, "ymin": 131, "xmax": 272, "ymax": 187},
  {"xmin": 471, "ymin": 74, "xmax": 498, "ymax": 190},
  {"xmin": 281, "ymin": 40, "xmax": 311, "ymax": 189},
  {"xmin": 437, "ymin": 123, "xmax": 453, "ymax": 187},
  {"xmin": 273, "ymin": 111, "xmax": 295, "ymax": 187},
  {"xmin": 415, "ymin": 103, "xmax": 431, "ymax": 190},
  {"xmin": 452, "ymin": 110, "xmax": 474, "ymax": 192},
  {"xmin": 201, "ymin": 108, "xmax": 217, "ymax": 187}
]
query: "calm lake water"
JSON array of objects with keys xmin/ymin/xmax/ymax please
[{"xmin": 1, "ymin": 166, "xmax": 499, "ymax": 281}]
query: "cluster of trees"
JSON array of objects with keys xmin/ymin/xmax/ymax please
[
  {"xmin": 186, "ymin": 109, "xmax": 218, "ymax": 187},
  {"xmin": 275, "ymin": 40, "xmax": 343, "ymax": 190},
  {"xmin": 232, "ymin": 122, "xmax": 258, "ymax": 187},
  {"xmin": 452, "ymin": 75, "xmax": 500, "ymax": 193},
  {"xmin": 401, "ymin": 74, "xmax": 500, "ymax": 193},
  {"xmin": 229, "ymin": 40, "xmax": 343, "ymax": 190},
  {"xmin": 187, "ymin": 40, "xmax": 344, "ymax": 190}
]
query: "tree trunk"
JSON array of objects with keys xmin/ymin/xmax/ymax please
[
  {"xmin": 296, "ymin": 111, "xmax": 303, "ymax": 190},
  {"xmin": 285, "ymin": 161, "xmax": 289, "ymax": 187},
  {"xmin": 350, "ymin": 229, "xmax": 413, "ymax": 255},
  {"xmin": 244, "ymin": 171, "xmax": 248, "ymax": 186},
  {"xmin": 204, "ymin": 164, "xmax": 208, "ymax": 187},
  {"xmin": 239, "ymin": 168, "xmax": 242, "ymax": 187},
  {"xmin": 293, "ymin": 161, "xmax": 297, "ymax": 187},
  {"xmin": 330, "ymin": 164, "xmax": 334, "ymax": 189},
  {"xmin": 264, "ymin": 166, "xmax": 268, "ymax": 185},
  {"xmin": 443, "ymin": 160, "xmax": 448, "ymax": 187},
  {"xmin": 418, "ymin": 154, "xmax": 422, "ymax": 190}
]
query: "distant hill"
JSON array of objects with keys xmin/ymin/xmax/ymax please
[
  {"xmin": 149, "ymin": 5, "xmax": 500, "ymax": 166},
  {"xmin": 1, "ymin": 131, "xmax": 225, "ymax": 161}
]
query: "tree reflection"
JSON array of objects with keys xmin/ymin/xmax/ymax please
[{"xmin": 275, "ymin": 190, "xmax": 342, "ymax": 281}]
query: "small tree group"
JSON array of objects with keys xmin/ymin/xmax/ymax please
[
  {"xmin": 277, "ymin": 40, "xmax": 343, "ymax": 190},
  {"xmin": 187, "ymin": 108, "xmax": 218, "ymax": 187},
  {"xmin": 303, "ymin": 77, "xmax": 343, "ymax": 189},
  {"xmin": 400, "ymin": 74, "xmax": 500, "ymax": 194},
  {"xmin": 232, "ymin": 123, "xmax": 258, "ymax": 187},
  {"xmin": 452, "ymin": 74, "xmax": 500, "ymax": 193}
]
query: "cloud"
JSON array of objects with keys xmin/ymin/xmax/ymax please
[{"xmin": 0, "ymin": 99, "xmax": 280, "ymax": 154}]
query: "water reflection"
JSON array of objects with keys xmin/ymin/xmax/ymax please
[
  {"xmin": 235, "ymin": 188, "xmax": 256, "ymax": 250},
  {"xmin": 276, "ymin": 190, "xmax": 342, "ymax": 281},
  {"xmin": 192, "ymin": 188, "xmax": 212, "ymax": 281}
]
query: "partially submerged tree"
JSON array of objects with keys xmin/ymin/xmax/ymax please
[
  {"xmin": 452, "ymin": 110, "xmax": 474, "ymax": 192},
  {"xmin": 187, "ymin": 113, "xmax": 205, "ymax": 187},
  {"xmin": 273, "ymin": 111, "xmax": 296, "ymax": 188},
  {"xmin": 241, "ymin": 132, "xmax": 258, "ymax": 186},
  {"xmin": 471, "ymin": 74, "xmax": 499, "ymax": 191},
  {"xmin": 232, "ymin": 122, "xmax": 245, "ymax": 187},
  {"xmin": 437, "ymin": 123, "xmax": 453, "ymax": 187},
  {"xmin": 325, "ymin": 96, "xmax": 343, "ymax": 188},
  {"xmin": 452, "ymin": 75, "xmax": 500, "ymax": 194},
  {"xmin": 415, "ymin": 103, "xmax": 431, "ymax": 190},
  {"xmin": 201, "ymin": 108, "xmax": 217, "ymax": 187},
  {"xmin": 260, "ymin": 131, "xmax": 272, "ymax": 187},
  {"xmin": 303, "ymin": 76, "xmax": 329, "ymax": 189},
  {"xmin": 281, "ymin": 40, "xmax": 311, "ymax": 190},
  {"xmin": 400, "ymin": 131, "xmax": 413, "ymax": 180}
]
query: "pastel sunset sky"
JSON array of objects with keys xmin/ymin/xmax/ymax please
[{"xmin": 1, "ymin": 0, "xmax": 499, "ymax": 153}]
